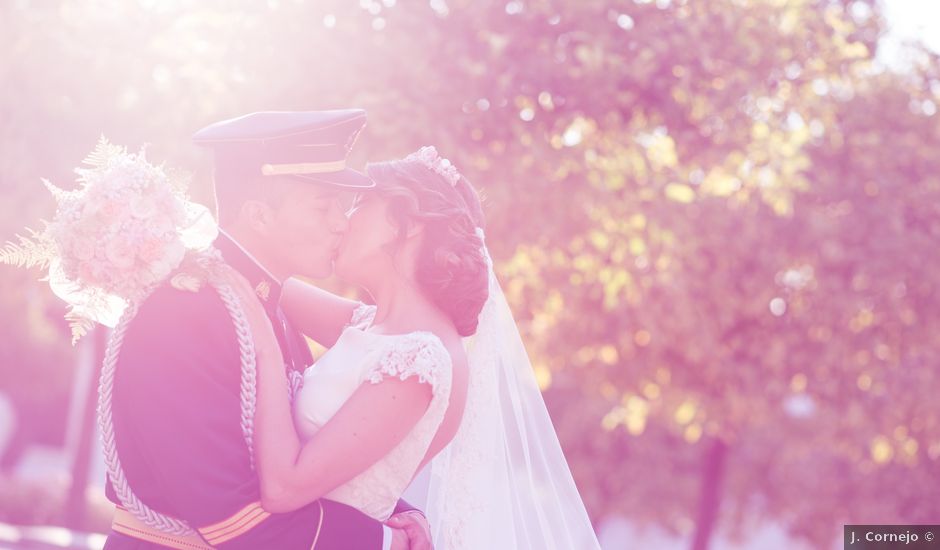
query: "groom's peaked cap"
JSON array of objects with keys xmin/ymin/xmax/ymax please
[{"xmin": 192, "ymin": 109, "xmax": 374, "ymax": 189}]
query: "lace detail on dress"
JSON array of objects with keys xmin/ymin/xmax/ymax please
[
  {"xmin": 324, "ymin": 332, "xmax": 452, "ymax": 520},
  {"xmin": 364, "ymin": 333, "xmax": 452, "ymax": 396},
  {"xmin": 295, "ymin": 300, "xmax": 456, "ymax": 520},
  {"xmin": 348, "ymin": 302, "xmax": 377, "ymax": 331},
  {"xmin": 288, "ymin": 369, "xmax": 304, "ymax": 402},
  {"xmin": 427, "ymin": 269, "xmax": 503, "ymax": 550}
]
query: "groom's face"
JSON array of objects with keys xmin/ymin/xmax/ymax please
[{"xmin": 259, "ymin": 181, "xmax": 350, "ymax": 279}]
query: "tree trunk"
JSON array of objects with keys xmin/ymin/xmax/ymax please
[{"xmin": 690, "ymin": 437, "xmax": 728, "ymax": 550}]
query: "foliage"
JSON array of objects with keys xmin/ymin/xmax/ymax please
[{"xmin": 1, "ymin": 1, "xmax": 938, "ymax": 546}]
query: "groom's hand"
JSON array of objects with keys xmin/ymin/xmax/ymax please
[
  {"xmin": 386, "ymin": 511, "xmax": 433, "ymax": 550},
  {"xmin": 389, "ymin": 527, "xmax": 410, "ymax": 550}
]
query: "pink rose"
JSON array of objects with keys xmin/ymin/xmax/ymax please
[
  {"xmin": 69, "ymin": 239, "xmax": 95, "ymax": 261},
  {"xmin": 104, "ymin": 237, "xmax": 135, "ymax": 269},
  {"xmin": 78, "ymin": 261, "xmax": 95, "ymax": 284},
  {"xmin": 136, "ymin": 237, "xmax": 161, "ymax": 263},
  {"xmin": 78, "ymin": 260, "xmax": 108, "ymax": 285},
  {"xmin": 99, "ymin": 200, "xmax": 123, "ymax": 220}
]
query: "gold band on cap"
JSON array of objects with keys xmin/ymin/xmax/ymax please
[{"xmin": 261, "ymin": 160, "xmax": 347, "ymax": 176}]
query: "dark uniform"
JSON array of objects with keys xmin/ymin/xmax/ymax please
[{"xmin": 103, "ymin": 110, "xmax": 415, "ymax": 550}]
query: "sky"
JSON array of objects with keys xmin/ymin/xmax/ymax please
[{"xmin": 879, "ymin": 0, "xmax": 940, "ymax": 70}]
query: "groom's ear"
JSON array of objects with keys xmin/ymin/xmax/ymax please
[{"xmin": 242, "ymin": 199, "xmax": 274, "ymax": 234}]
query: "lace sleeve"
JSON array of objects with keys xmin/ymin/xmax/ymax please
[
  {"xmin": 348, "ymin": 302, "xmax": 377, "ymax": 331},
  {"xmin": 363, "ymin": 332, "xmax": 452, "ymax": 397},
  {"xmin": 288, "ymin": 369, "xmax": 304, "ymax": 402}
]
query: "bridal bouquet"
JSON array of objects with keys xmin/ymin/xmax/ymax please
[{"xmin": 0, "ymin": 138, "xmax": 217, "ymax": 342}]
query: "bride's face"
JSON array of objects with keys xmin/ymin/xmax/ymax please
[{"xmin": 333, "ymin": 192, "xmax": 401, "ymax": 284}]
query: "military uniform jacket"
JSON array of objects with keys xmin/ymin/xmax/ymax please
[{"xmin": 103, "ymin": 232, "xmax": 412, "ymax": 549}]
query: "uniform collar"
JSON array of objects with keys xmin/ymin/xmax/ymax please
[{"xmin": 215, "ymin": 230, "xmax": 282, "ymax": 310}]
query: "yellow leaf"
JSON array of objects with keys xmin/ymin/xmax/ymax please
[
  {"xmin": 752, "ymin": 122, "xmax": 770, "ymax": 140},
  {"xmin": 598, "ymin": 345, "xmax": 619, "ymax": 364},
  {"xmin": 870, "ymin": 436, "xmax": 894, "ymax": 465},
  {"xmin": 674, "ymin": 400, "xmax": 696, "ymax": 425},
  {"xmin": 534, "ymin": 365, "xmax": 553, "ymax": 390},
  {"xmin": 642, "ymin": 383, "xmax": 661, "ymax": 400},
  {"xmin": 629, "ymin": 213, "xmax": 646, "ymax": 229},
  {"xmin": 665, "ymin": 183, "xmax": 696, "ymax": 203},
  {"xmin": 623, "ymin": 396, "xmax": 649, "ymax": 436},
  {"xmin": 649, "ymin": 134, "xmax": 678, "ymax": 169},
  {"xmin": 628, "ymin": 237, "xmax": 647, "ymax": 256},
  {"xmin": 588, "ymin": 230, "xmax": 610, "ymax": 251},
  {"xmin": 790, "ymin": 373, "xmax": 808, "ymax": 392}
]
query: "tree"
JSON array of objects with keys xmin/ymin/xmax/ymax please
[{"xmin": 1, "ymin": 1, "xmax": 937, "ymax": 547}]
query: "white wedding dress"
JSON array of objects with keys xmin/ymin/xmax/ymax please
[
  {"xmin": 292, "ymin": 304, "xmax": 452, "ymax": 521},
  {"xmin": 292, "ymin": 255, "xmax": 602, "ymax": 549}
]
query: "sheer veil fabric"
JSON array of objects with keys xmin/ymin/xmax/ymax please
[{"xmin": 421, "ymin": 238, "xmax": 602, "ymax": 550}]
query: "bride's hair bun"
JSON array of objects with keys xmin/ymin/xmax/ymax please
[{"xmin": 366, "ymin": 156, "xmax": 489, "ymax": 337}]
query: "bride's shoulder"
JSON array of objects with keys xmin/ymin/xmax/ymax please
[{"xmin": 363, "ymin": 331, "xmax": 455, "ymax": 391}]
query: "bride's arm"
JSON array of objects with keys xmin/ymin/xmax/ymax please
[
  {"xmin": 257, "ymin": 353, "xmax": 432, "ymax": 513},
  {"xmin": 232, "ymin": 272, "xmax": 432, "ymax": 514},
  {"xmin": 280, "ymin": 277, "xmax": 363, "ymax": 347}
]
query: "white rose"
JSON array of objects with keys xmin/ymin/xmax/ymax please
[
  {"xmin": 145, "ymin": 240, "xmax": 185, "ymax": 283},
  {"xmin": 149, "ymin": 214, "xmax": 174, "ymax": 236},
  {"xmin": 136, "ymin": 269, "xmax": 158, "ymax": 287},
  {"xmin": 130, "ymin": 195, "xmax": 157, "ymax": 219},
  {"xmin": 148, "ymin": 261, "xmax": 172, "ymax": 283},
  {"xmin": 82, "ymin": 200, "xmax": 100, "ymax": 219},
  {"xmin": 164, "ymin": 239, "xmax": 186, "ymax": 268},
  {"xmin": 116, "ymin": 187, "xmax": 135, "ymax": 202},
  {"xmin": 89, "ymin": 262, "xmax": 111, "ymax": 284}
]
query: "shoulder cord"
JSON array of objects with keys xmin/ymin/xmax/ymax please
[{"xmin": 97, "ymin": 258, "xmax": 257, "ymax": 536}]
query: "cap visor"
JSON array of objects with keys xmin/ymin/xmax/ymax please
[{"xmin": 290, "ymin": 168, "xmax": 375, "ymax": 189}]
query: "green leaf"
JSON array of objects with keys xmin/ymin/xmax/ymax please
[
  {"xmin": 81, "ymin": 135, "xmax": 125, "ymax": 169},
  {"xmin": 65, "ymin": 309, "xmax": 96, "ymax": 346},
  {"xmin": 0, "ymin": 228, "xmax": 53, "ymax": 269}
]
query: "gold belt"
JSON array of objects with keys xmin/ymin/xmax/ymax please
[
  {"xmin": 112, "ymin": 501, "xmax": 278, "ymax": 549},
  {"xmin": 112, "ymin": 501, "xmax": 325, "ymax": 549},
  {"xmin": 112, "ymin": 506, "xmax": 213, "ymax": 549}
]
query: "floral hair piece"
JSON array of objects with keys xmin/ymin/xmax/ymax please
[{"xmin": 405, "ymin": 146, "xmax": 461, "ymax": 187}]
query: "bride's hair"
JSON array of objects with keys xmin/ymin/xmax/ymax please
[{"xmin": 366, "ymin": 155, "xmax": 489, "ymax": 337}]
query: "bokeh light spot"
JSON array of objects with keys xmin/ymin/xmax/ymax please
[{"xmin": 870, "ymin": 436, "xmax": 894, "ymax": 465}]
